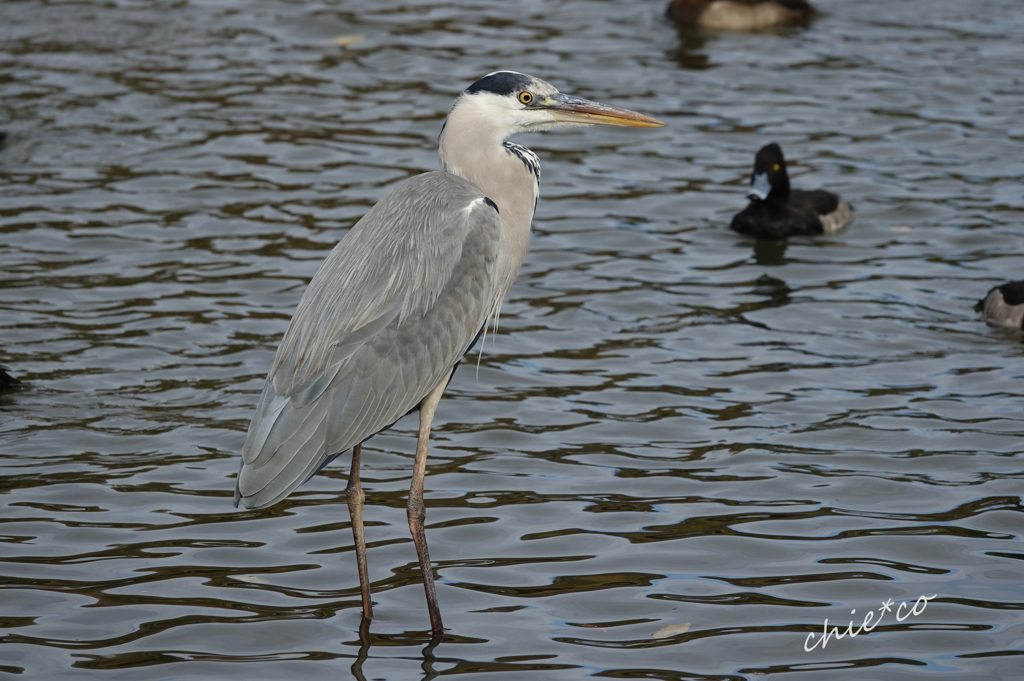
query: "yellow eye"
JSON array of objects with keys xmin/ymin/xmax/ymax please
[
  {"xmin": 518, "ymin": 91, "xmax": 534, "ymax": 105},
  {"xmin": 772, "ymin": 163, "xmax": 780, "ymax": 171}
]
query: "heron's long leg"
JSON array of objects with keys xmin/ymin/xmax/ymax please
[
  {"xmin": 408, "ymin": 368, "xmax": 452, "ymax": 637},
  {"xmin": 346, "ymin": 443, "xmax": 373, "ymax": 621}
]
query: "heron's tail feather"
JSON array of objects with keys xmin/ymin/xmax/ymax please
[{"xmin": 235, "ymin": 367, "xmax": 351, "ymax": 510}]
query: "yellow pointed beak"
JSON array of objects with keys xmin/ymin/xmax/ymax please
[
  {"xmin": 540, "ymin": 91, "xmax": 667, "ymax": 125},
  {"xmin": 541, "ymin": 93, "xmax": 666, "ymax": 128}
]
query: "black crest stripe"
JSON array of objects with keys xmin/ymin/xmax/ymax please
[{"xmin": 465, "ymin": 72, "xmax": 533, "ymax": 96}]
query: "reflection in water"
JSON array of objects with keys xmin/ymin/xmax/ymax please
[
  {"xmin": 669, "ymin": 27, "xmax": 713, "ymax": 70},
  {"xmin": 350, "ymin": 618, "xmax": 371, "ymax": 681},
  {"xmin": 752, "ymin": 237, "xmax": 789, "ymax": 265},
  {"xmin": 1, "ymin": 0, "xmax": 1024, "ymax": 679},
  {"xmin": 419, "ymin": 637, "xmax": 441, "ymax": 681},
  {"xmin": 750, "ymin": 273, "xmax": 792, "ymax": 309}
]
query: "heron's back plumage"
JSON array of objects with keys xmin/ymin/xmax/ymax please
[{"xmin": 236, "ymin": 172, "xmax": 502, "ymax": 509}]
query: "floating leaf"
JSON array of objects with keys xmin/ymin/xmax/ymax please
[
  {"xmin": 234, "ymin": 574, "xmax": 271, "ymax": 584},
  {"xmin": 652, "ymin": 622, "xmax": 691, "ymax": 639},
  {"xmin": 323, "ymin": 35, "xmax": 363, "ymax": 47}
]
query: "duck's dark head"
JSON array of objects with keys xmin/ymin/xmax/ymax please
[{"xmin": 748, "ymin": 142, "xmax": 790, "ymax": 200}]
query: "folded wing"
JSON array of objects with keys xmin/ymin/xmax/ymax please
[{"xmin": 236, "ymin": 172, "xmax": 502, "ymax": 509}]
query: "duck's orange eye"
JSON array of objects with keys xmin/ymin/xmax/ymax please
[
  {"xmin": 772, "ymin": 163, "xmax": 780, "ymax": 171},
  {"xmin": 518, "ymin": 91, "xmax": 534, "ymax": 105}
]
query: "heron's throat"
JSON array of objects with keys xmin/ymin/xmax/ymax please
[{"xmin": 437, "ymin": 105, "xmax": 541, "ymax": 300}]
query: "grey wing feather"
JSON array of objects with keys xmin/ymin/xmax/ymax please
[{"xmin": 236, "ymin": 171, "xmax": 501, "ymax": 509}]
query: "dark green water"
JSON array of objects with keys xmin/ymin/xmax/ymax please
[{"xmin": 2, "ymin": 0, "xmax": 1023, "ymax": 679}]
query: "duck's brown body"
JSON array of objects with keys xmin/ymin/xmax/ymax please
[{"xmin": 667, "ymin": 0, "xmax": 815, "ymax": 31}]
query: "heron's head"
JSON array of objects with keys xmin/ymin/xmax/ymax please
[{"xmin": 447, "ymin": 71, "xmax": 665, "ymax": 139}]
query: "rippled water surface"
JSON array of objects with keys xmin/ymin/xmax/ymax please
[{"xmin": 3, "ymin": 0, "xmax": 1024, "ymax": 679}]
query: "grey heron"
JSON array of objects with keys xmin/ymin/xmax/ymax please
[{"xmin": 234, "ymin": 71, "xmax": 664, "ymax": 636}]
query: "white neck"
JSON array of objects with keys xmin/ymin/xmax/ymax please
[{"xmin": 438, "ymin": 94, "xmax": 540, "ymax": 306}]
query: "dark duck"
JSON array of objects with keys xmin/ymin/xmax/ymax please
[
  {"xmin": 0, "ymin": 366, "xmax": 21, "ymax": 391},
  {"xmin": 730, "ymin": 143, "xmax": 852, "ymax": 239},
  {"xmin": 667, "ymin": 0, "xmax": 815, "ymax": 31},
  {"xmin": 977, "ymin": 281, "xmax": 1024, "ymax": 329}
]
